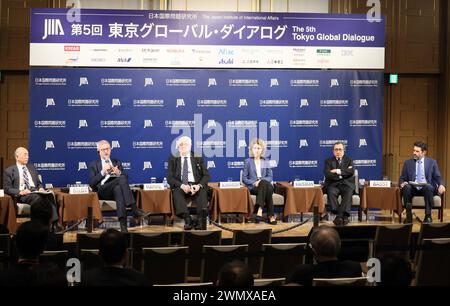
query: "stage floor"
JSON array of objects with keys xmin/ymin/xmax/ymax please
[{"xmin": 61, "ymin": 209, "xmax": 450, "ymax": 244}]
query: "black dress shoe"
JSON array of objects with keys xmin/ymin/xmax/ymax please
[
  {"xmin": 342, "ymin": 216, "xmax": 350, "ymax": 226},
  {"xmin": 321, "ymin": 214, "xmax": 329, "ymax": 222},
  {"xmin": 423, "ymin": 215, "xmax": 433, "ymax": 223},
  {"xmin": 267, "ymin": 218, "xmax": 277, "ymax": 225},
  {"xmin": 52, "ymin": 222, "xmax": 63, "ymax": 233},
  {"xmin": 120, "ymin": 221, "xmax": 128, "ymax": 233},
  {"xmin": 133, "ymin": 208, "xmax": 149, "ymax": 218},
  {"xmin": 184, "ymin": 217, "xmax": 193, "ymax": 230},
  {"xmin": 333, "ymin": 216, "xmax": 344, "ymax": 226}
]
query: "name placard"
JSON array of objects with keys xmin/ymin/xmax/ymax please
[
  {"xmin": 69, "ymin": 186, "xmax": 89, "ymax": 194},
  {"xmin": 219, "ymin": 181, "xmax": 241, "ymax": 189},
  {"xmin": 293, "ymin": 181, "xmax": 315, "ymax": 188},
  {"xmin": 369, "ymin": 180, "xmax": 391, "ymax": 187},
  {"xmin": 0, "ymin": 189, "xmax": 4, "ymax": 197},
  {"xmin": 143, "ymin": 183, "xmax": 165, "ymax": 190}
]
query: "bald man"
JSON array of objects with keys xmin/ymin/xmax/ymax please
[{"xmin": 3, "ymin": 147, "xmax": 61, "ymax": 232}]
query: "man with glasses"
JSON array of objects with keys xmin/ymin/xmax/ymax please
[
  {"xmin": 322, "ymin": 142, "xmax": 355, "ymax": 226},
  {"xmin": 89, "ymin": 140, "xmax": 147, "ymax": 232},
  {"xmin": 167, "ymin": 136, "xmax": 210, "ymax": 230}
]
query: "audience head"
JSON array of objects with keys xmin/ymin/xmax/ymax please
[
  {"xmin": 16, "ymin": 221, "xmax": 49, "ymax": 260},
  {"xmin": 97, "ymin": 140, "xmax": 111, "ymax": 160},
  {"xmin": 217, "ymin": 260, "xmax": 254, "ymax": 286},
  {"xmin": 175, "ymin": 136, "xmax": 192, "ymax": 156},
  {"xmin": 30, "ymin": 200, "xmax": 52, "ymax": 227},
  {"xmin": 14, "ymin": 147, "xmax": 29, "ymax": 165},
  {"xmin": 413, "ymin": 141, "xmax": 427, "ymax": 160},
  {"xmin": 309, "ymin": 225, "xmax": 341, "ymax": 262},
  {"xmin": 378, "ymin": 254, "xmax": 413, "ymax": 286},
  {"xmin": 332, "ymin": 142, "xmax": 345, "ymax": 159},
  {"xmin": 249, "ymin": 138, "xmax": 266, "ymax": 159},
  {"xmin": 99, "ymin": 229, "xmax": 128, "ymax": 266}
]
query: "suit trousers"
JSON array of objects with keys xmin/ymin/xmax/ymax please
[
  {"xmin": 97, "ymin": 175, "xmax": 136, "ymax": 219},
  {"xmin": 402, "ymin": 184, "xmax": 435, "ymax": 215},
  {"xmin": 172, "ymin": 187, "xmax": 208, "ymax": 218},
  {"xmin": 326, "ymin": 183, "xmax": 353, "ymax": 217},
  {"xmin": 18, "ymin": 193, "xmax": 59, "ymax": 223},
  {"xmin": 250, "ymin": 180, "xmax": 274, "ymax": 217}
]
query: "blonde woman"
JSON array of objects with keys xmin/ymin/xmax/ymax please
[{"xmin": 242, "ymin": 139, "xmax": 276, "ymax": 225}]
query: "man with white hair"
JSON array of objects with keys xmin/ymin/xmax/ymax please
[
  {"xmin": 89, "ymin": 140, "xmax": 147, "ymax": 233},
  {"xmin": 3, "ymin": 147, "xmax": 61, "ymax": 232},
  {"xmin": 167, "ymin": 136, "xmax": 210, "ymax": 230}
]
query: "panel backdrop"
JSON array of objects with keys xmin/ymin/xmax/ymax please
[{"xmin": 29, "ymin": 68, "xmax": 383, "ymax": 186}]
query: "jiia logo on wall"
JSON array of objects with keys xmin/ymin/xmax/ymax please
[
  {"xmin": 78, "ymin": 162, "xmax": 87, "ymax": 171},
  {"xmin": 46, "ymin": 98, "xmax": 56, "ymax": 107},
  {"xmin": 45, "ymin": 141, "xmax": 55, "ymax": 150},
  {"xmin": 329, "ymin": 119, "xmax": 339, "ymax": 128},
  {"xmin": 239, "ymin": 99, "xmax": 248, "ymax": 108},
  {"xmin": 78, "ymin": 120, "xmax": 88, "ymax": 128},
  {"xmin": 143, "ymin": 161, "xmax": 152, "ymax": 170},
  {"xmin": 79, "ymin": 77, "xmax": 88, "ymax": 86}
]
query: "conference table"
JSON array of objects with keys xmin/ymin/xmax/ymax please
[
  {"xmin": 361, "ymin": 185, "xmax": 403, "ymax": 222},
  {"xmin": 135, "ymin": 188, "xmax": 174, "ymax": 217},
  {"xmin": 0, "ymin": 195, "xmax": 18, "ymax": 233},
  {"xmin": 208, "ymin": 183, "xmax": 254, "ymax": 222},
  {"xmin": 54, "ymin": 190, "xmax": 103, "ymax": 224},
  {"xmin": 275, "ymin": 182, "xmax": 325, "ymax": 217}
]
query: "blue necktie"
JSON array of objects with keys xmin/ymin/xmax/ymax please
[
  {"xmin": 182, "ymin": 157, "xmax": 189, "ymax": 185},
  {"xmin": 416, "ymin": 160, "xmax": 425, "ymax": 183}
]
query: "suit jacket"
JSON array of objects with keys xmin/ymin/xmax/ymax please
[
  {"xmin": 3, "ymin": 164, "xmax": 43, "ymax": 197},
  {"xmin": 167, "ymin": 152, "xmax": 210, "ymax": 189},
  {"xmin": 88, "ymin": 158, "xmax": 124, "ymax": 191},
  {"xmin": 242, "ymin": 158, "xmax": 273, "ymax": 189},
  {"xmin": 82, "ymin": 266, "xmax": 152, "ymax": 286},
  {"xmin": 399, "ymin": 157, "xmax": 444, "ymax": 189},
  {"xmin": 323, "ymin": 155, "xmax": 355, "ymax": 192}
]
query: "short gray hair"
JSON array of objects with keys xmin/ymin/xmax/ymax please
[
  {"xmin": 96, "ymin": 140, "xmax": 110, "ymax": 150},
  {"xmin": 310, "ymin": 225, "xmax": 341, "ymax": 258}
]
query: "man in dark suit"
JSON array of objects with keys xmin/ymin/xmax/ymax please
[
  {"xmin": 286, "ymin": 225, "xmax": 362, "ymax": 286},
  {"xmin": 167, "ymin": 136, "xmax": 210, "ymax": 230},
  {"xmin": 82, "ymin": 229, "xmax": 151, "ymax": 286},
  {"xmin": 322, "ymin": 142, "xmax": 355, "ymax": 226},
  {"xmin": 399, "ymin": 141, "xmax": 445, "ymax": 223},
  {"xmin": 89, "ymin": 140, "xmax": 147, "ymax": 233},
  {"xmin": 3, "ymin": 147, "xmax": 61, "ymax": 232}
]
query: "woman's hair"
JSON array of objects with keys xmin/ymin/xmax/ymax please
[{"xmin": 248, "ymin": 138, "xmax": 266, "ymax": 158}]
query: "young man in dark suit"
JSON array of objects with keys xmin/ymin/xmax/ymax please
[
  {"xmin": 167, "ymin": 136, "xmax": 210, "ymax": 230},
  {"xmin": 322, "ymin": 142, "xmax": 355, "ymax": 226},
  {"xmin": 3, "ymin": 147, "xmax": 61, "ymax": 232},
  {"xmin": 88, "ymin": 140, "xmax": 147, "ymax": 232},
  {"xmin": 399, "ymin": 141, "xmax": 445, "ymax": 223}
]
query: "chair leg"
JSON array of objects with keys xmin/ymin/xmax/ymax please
[{"xmin": 358, "ymin": 207, "xmax": 362, "ymax": 222}]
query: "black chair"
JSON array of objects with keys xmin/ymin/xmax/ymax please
[
  {"xmin": 183, "ymin": 230, "xmax": 222, "ymax": 279},
  {"xmin": 141, "ymin": 246, "xmax": 188, "ymax": 285},
  {"xmin": 0, "ymin": 234, "xmax": 11, "ymax": 271},
  {"xmin": 201, "ymin": 244, "xmax": 248, "ymax": 283},
  {"xmin": 40, "ymin": 250, "xmax": 68, "ymax": 271},
  {"xmin": 414, "ymin": 222, "xmax": 450, "ymax": 266},
  {"xmin": 372, "ymin": 224, "xmax": 412, "ymax": 260},
  {"xmin": 79, "ymin": 249, "xmax": 102, "ymax": 271},
  {"xmin": 76, "ymin": 233, "xmax": 102, "ymax": 255},
  {"xmin": 260, "ymin": 243, "xmax": 307, "ymax": 278},
  {"xmin": 313, "ymin": 276, "xmax": 368, "ymax": 286},
  {"xmin": 232, "ymin": 229, "xmax": 272, "ymax": 276},
  {"xmin": 415, "ymin": 238, "xmax": 450, "ymax": 286},
  {"xmin": 409, "ymin": 194, "xmax": 445, "ymax": 222},
  {"xmin": 131, "ymin": 232, "xmax": 171, "ymax": 270},
  {"xmin": 254, "ymin": 278, "xmax": 285, "ymax": 286}
]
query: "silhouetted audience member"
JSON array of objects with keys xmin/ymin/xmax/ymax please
[
  {"xmin": 0, "ymin": 221, "xmax": 66, "ymax": 286},
  {"xmin": 30, "ymin": 200, "xmax": 63, "ymax": 250},
  {"xmin": 82, "ymin": 229, "xmax": 151, "ymax": 286},
  {"xmin": 378, "ymin": 254, "xmax": 413, "ymax": 286},
  {"xmin": 287, "ymin": 225, "xmax": 362, "ymax": 286},
  {"xmin": 216, "ymin": 260, "xmax": 254, "ymax": 286}
]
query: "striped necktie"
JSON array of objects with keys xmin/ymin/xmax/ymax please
[
  {"xmin": 182, "ymin": 157, "xmax": 189, "ymax": 185},
  {"xmin": 22, "ymin": 166, "xmax": 31, "ymax": 190}
]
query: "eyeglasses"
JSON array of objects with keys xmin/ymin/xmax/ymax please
[{"xmin": 333, "ymin": 148, "xmax": 344, "ymax": 151}]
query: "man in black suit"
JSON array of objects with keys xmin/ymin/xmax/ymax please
[
  {"xmin": 89, "ymin": 140, "xmax": 147, "ymax": 233},
  {"xmin": 0, "ymin": 221, "xmax": 66, "ymax": 286},
  {"xmin": 82, "ymin": 229, "xmax": 151, "ymax": 286},
  {"xmin": 3, "ymin": 147, "xmax": 61, "ymax": 232},
  {"xmin": 167, "ymin": 136, "xmax": 210, "ymax": 230},
  {"xmin": 287, "ymin": 225, "xmax": 362, "ymax": 286},
  {"xmin": 322, "ymin": 142, "xmax": 355, "ymax": 226}
]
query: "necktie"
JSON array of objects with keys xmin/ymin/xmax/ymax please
[
  {"xmin": 22, "ymin": 166, "xmax": 30, "ymax": 190},
  {"xmin": 337, "ymin": 158, "xmax": 342, "ymax": 167},
  {"xmin": 417, "ymin": 160, "xmax": 425, "ymax": 183},
  {"xmin": 182, "ymin": 157, "xmax": 189, "ymax": 185}
]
